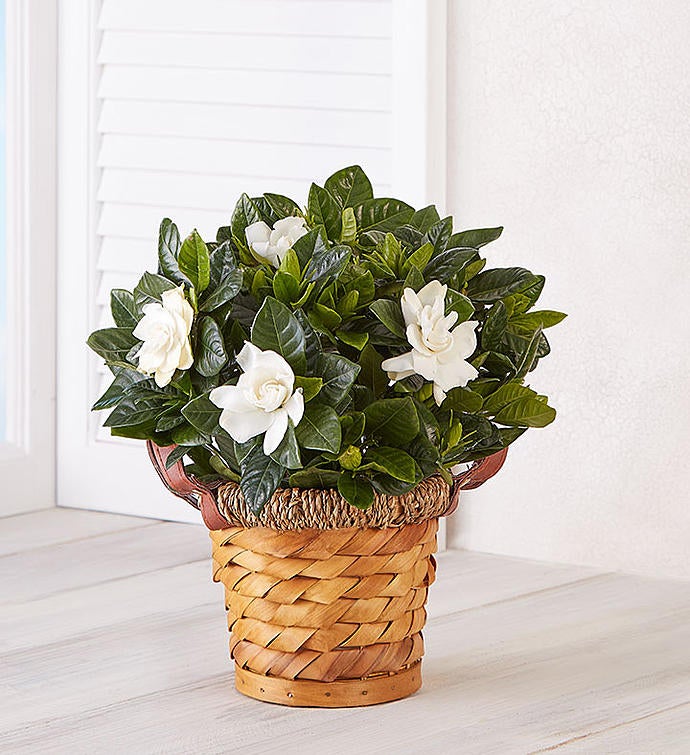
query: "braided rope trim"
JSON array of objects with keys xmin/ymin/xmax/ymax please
[{"xmin": 216, "ymin": 475, "xmax": 451, "ymax": 530}]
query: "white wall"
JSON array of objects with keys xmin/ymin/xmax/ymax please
[{"xmin": 446, "ymin": 0, "xmax": 690, "ymax": 578}]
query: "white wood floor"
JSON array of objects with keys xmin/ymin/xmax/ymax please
[{"xmin": 1, "ymin": 509, "xmax": 689, "ymax": 754}]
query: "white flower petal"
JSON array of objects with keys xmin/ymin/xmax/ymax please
[
  {"xmin": 381, "ymin": 351, "xmax": 415, "ymax": 382},
  {"xmin": 236, "ymin": 341, "xmax": 263, "ymax": 373},
  {"xmin": 284, "ymin": 388, "xmax": 304, "ymax": 426},
  {"xmin": 245, "ymin": 220, "xmax": 271, "ymax": 247},
  {"xmin": 416, "ymin": 280, "xmax": 447, "ymax": 308},
  {"xmin": 263, "ymin": 409, "xmax": 288, "ymax": 455},
  {"xmin": 400, "ymin": 288, "xmax": 423, "ymax": 327},
  {"xmin": 209, "ymin": 385, "xmax": 253, "ymax": 413},
  {"xmin": 220, "ymin": 406, "xmax": 273, "ymax": 444},
  {"xmin": 434, "ymin": 356, "xmax": 479, "ymax": 391},
  {"xmin": 449, "ymin": 319, "xmax": 479, "ymax": 358},
  {"xmin": 433, "ymin": 384, "xmax": 447, "ymax": 406}
]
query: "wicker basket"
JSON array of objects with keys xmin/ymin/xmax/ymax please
[{"xmin": 148, "ymin": 442, "xmax": 507, "ymax": 707}]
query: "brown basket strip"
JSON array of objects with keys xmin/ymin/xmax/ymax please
[
  {"xmin": 210, "ymin": 519, "xmax": 438, "ymax": 683},
  {"xmin": 216, "ymin": 475, "xmax": 451, "ymax": 530}
]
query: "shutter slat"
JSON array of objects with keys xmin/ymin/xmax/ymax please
[
  {"xmin": 98, "ymin": 135, "xmax": 391, "ymax": 183},
  {"xmin": 98, "ymin": 65, "xmax": 390, "ymax": 112},
  {"xmin": 98, "ymin": 204, "xmax": 230, "ymax": 243},
  {"xmin": 98, "ymin": 31, "xmax": 391, "ymax": 75},
  {"xmin": 97, "ymin": 100, "xmax": 391, "ymax": 148},
  {"xmin": 99, "ymin": 0, "xmax": 391, "ymax": 38}
]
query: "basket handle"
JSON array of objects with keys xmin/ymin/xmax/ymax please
[
  {"xmin": 146, "ymin": 441, "xmax": 228, "ymax": 530},
  {"xmin": 147, "ymin": 441, "xmax": 507, "ymax": 526},
  {"xmin": 444, "ymin": 447, "xmax": 508, "ymax": 517}
]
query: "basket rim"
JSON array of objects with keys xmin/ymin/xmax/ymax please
[{"xmin": 146, "ymin": 441, "xmax": 508, "ymax": 531}]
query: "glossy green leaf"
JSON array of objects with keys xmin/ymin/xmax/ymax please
[
  {"xmin": 337, "ymin": 472, "xmax": 375, "ymax": 510},
  {"xmin": 422, "ymin": 216, "xmax": 453, "ymax": 252},
  {"xmin": 509, "ymin": 310, "xmax": 567, "ymax": 330},
  {"xmin": 178, "ymin": 230, "xmax": 211, "ymax": 294},
  {"xmin": 409, "ymin": 205, "xmax": 440, "ymax": 233},
  {"xmin": 251, "ymin": 297, "xmax": 306, "ymax": 373},
  {"xmin": 263, "ymin": 193, "xmax": 301, "ymax": 219},
  {"xmin": 269, "ymin": 422, "xmax": 302, "ymax": 469},
  {"xmin": 362, "ymin": 447, "xmax": 417, "ymax": 483},
  {"xmin": 157, "ymin": 218, "xmax": 189, "ymax": 286},
  {"xmin": 324, "ymin": 165, "xmax": 373, "ymax": 208},
  {"xmin": 308, "ymin": 183, "xmax": 342, "ymax": 239},
  {"xmin": 354, "ymin": 198, "xmax": 414, "ymax": 235},
  {"xmin": 448, "ymin": 227, "xmax": 503, "ymax": 249},
  {"xmin": 294, "ymin": 376, "xmax": 323, "ymax": 402},
  {"xmin": 424, "ymin": 246, "xmax": 478, "ymax": 283},
  {"xmin": 466, "ymin": 267, "xmax": 535, "ymax": 303},
  {"xmin": 364, "ymin": 397, "xmax": 419, "ymax": 445},
  {"xmin": 196, "ymin": 317, "xmax": 228, "ymax": 377},
  {"xmin": 369, "ymin": 299, "xmax": 405, "ymax": 338},
  {"xmin": 133, "ymin": 272, "xmax": 177, "ymax": 309},
  {"xmin": 295, "ymin": 403, "xmax": 341, "ymax": 453},
  {"xmin": 317, "ymin": 353, "xmax": 360, "ymax": 406},
  {"xmin": 445, "ymin": 289, "xmax": 475, "ymax": 322},
  {"xmin": 231, "ymin": 193, "xmax": 263, "ymax": 247},
  {"xmin": 87, "ymin": 328, "xmax": 139, "ymax": 364},
  {"xmin": 483, "ymin": 382, "xmax": 538, "ymax": 413},
  {"xmin": 494, "ymin": 396, "xmax": 556, "ymax": 428},
  {"xmin": 304, "ymin": 243, "xmax": 351, "ymax": 282},
  {"xmin": 289, "ymin": 467, "xmax": 341, "ymax": 489},
  {"xmin": 482, "ymin": 300, "xmax": 508, "ymax": 351},
  {"xmin": 181, "ymin": 393, "xmax": 221, "ymax": 435},
  {"xmin": 237, "ymin": 437, "xmax": 285, "ymax": 514},
  {"xmin": 110, "ymin": 289, "xmax": 139, "ymax": 329}
]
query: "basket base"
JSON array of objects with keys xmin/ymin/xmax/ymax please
[{"xmin": 234, "ymin": 663, "xmax": 422, "ymax": 708}]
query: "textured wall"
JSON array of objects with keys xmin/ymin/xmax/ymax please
[{"xmin": 445, "ymin": 1, "xmax": 690, "ymax": 578}]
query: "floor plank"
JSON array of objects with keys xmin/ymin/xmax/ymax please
[
  {"xmin": 0, "ymin": 507, "xmax": 157, "ymax": 558},
  {"xmin": 0, "ymin": 520, "xmax": 209, "ymax": 605},
  {"xmin": 1, "ymin": 510, "xmax": 688, "ymax": 754},
  {"xmin": 548, "ymin": 701, "xmax": 690, "ymax": 753}
]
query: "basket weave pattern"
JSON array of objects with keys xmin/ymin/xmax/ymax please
[{"xmin": 210, "ymin": 519, "xmax": 438, "ymax": 687}]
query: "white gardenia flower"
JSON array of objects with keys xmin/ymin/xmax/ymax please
[
  {"xmin": 132, "ymin": 285, "xmax": 194, "ymax": 388},
  {"xmin": 381, "ymin": 280, "xmax": 479, "ymax": 406},
  {"xmin": 210, "ymin": 342, "xmax": 304, "ymax": 455},
  {"xmin": 245, "ymin": 216, "xmax": 308, "ymax": 267}
]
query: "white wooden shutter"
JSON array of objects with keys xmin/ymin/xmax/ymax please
[{"xmin": 58, "ymin": 0, "xmax": 447, "ymax": 521}]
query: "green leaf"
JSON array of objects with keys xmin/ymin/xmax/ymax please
[
  {"xmin": 364, "ymin": 397, "xmax": 419, "ymax": 445},
  {"xmin": 272, "ymin": 271, "xmax": 300, "ymax": 304},
  {"xmin": 110, "ymin": 289, "xmax": 139, "ymax": 328},
  {"xmin": 278, "ymin": 248, "xmax": 301, "ymax": 280},
  {"xmin": 410, "ymin": 205, "xmax": 441, "ymax": 233},
  {"xmin": 510, "ymin": 310, "xmax": 567, "ymax": 330},
  {"xmin": 340, "ymin": 207, "xmax": 357, "ymax": 243},
  {"xmin": 445, "ymin": 289, "xmax": 475, "ymax": 322},
  {"xmin": 178, "ymin": 229, "xmax": 211, "ymax": 294},
  {"xmin": 164, "ymin": 445, "xmax": 188, "ymax": 468},
  {"xmin": 200, "ymin": 269, "xmax": 242, "ymax": 312},
  {"xmin": 482, "ymin": 300, "xmax": 508, "ymax": 351},
  {"xmin": 467, "ymin": 267, "xmax": 535, "ymax": 303},
  {"xmin": 424, "ymin": 246, "xmax": 478, "ymax": 283},
  {"xmin": 304, "ymin": 243, "xmax": 351, "ymax": 283},
  {"xmin": 269, "ymin": 422, "xmax": 301, "ymax": 469},
  {"xmin": 171, "ymin": 423, "xmax": 211, "ymax": 446},
  {"xmin": 87, "ymin": 327, "xmax": 139, "ymax": 363},
  {"xmin": 294, "ymin": 376, "xmax": 322, "ymax": 402},
  {"xmin": 133, "ymin": 272, "xmax": 177, "ymax": 309},
  {"xmin": 293, "ymin": 310, "xmax": 321, "ymax": 372},
  {"xmin": 104, "ymin": 397, "xmax": 164, "ymax": 428},
  {"xmin": 354, "ymin": 198, "xmax": 414, "ymax": 235},
  {"xmin": 443, "ymin": 386, "xmax": 484, "ymax": 413},
  {"xmin": 308, "ymin": 183, "xmax": 342, "ymax": 239},
  {"xmin": 237, "ymin": 438, "xmax": 285, "ymax": 514},
  {"xmin": 362, "ymin": 447, "xmax": 417, "ymax": 483},
  {"xmin": 337, "ymin": 472, "xmax": 375, "ymax": 509},
  {"xmin": 324, "ymin": 165, "xmax": 373, "ymax": 208},
  {"xmin": 231, "ymin": 193, "xmax": 263, "ymax": 247},
  {"xmin": 313, "ymin": 303, "xmax": 342, "ymax": 330},
  {"xmin": 405, "ymin": 242, "xmax": 434, "ymax": 273},
  {"xmin": 369, "ymin": 299, "xmax": 405, "ymax": 339},
  {"xmin": 181, "ymin": 393, "xmax": 221, "ymax": 435},
  {"xmin": 157, "ymin": 218, "xmax": 189, "ymax": 286},
  {"xmin": 340, "ymin": 411, "xmax": 365, "ymax": 445},
  {"xmin": 252, "ymin": 297, "xmax": 306, "ymax": 373},
  {"xmin": 263, "ymin": 193, "xmax": 301, "ymax": 219},
  {"xmin": 514, "ymin": 326, "xmax": 543, "ymax": 379},
  {"xmin": 317, "ymin": 353, "xmax": 360, "ymax": 405},
  {"xmin": 289, "ymin": 467, "xmax": 340, "ymax": 489},
  {"xmin": 359, "ymin": 343, "xmax": 388, "ymax": 395},
  {"xmin": 155, "ymin": 412, "xmax": 186, "ymax": 433},
  {"xmin": 291, "ymin": 225, "xmax": 328, "ymax": 269},
  {"xmin": 196, "ymin": 317, "xmax": 228, "ymax": 377},
  {"xmin": 483, "ymin": 382, "xmax": 538, "ymax": 413},
  {"xmin": 422, "ymin": 217, "xmax": 453, "ymax": 252},
  {"xmin": 337, "ymin": 329, "xmax": 369, "ymax": 350},
  {"xmin": 494, "ymin": 397, "xmax": 556, "ymax": 428},
  {"xmin": 92, "ymin": 368, "xmax": 146, "ymax": 410},
  {"xmin": 449, "ymin": 227, "xmax": 503, "ymax": 248},
  {"xmin": 295, "ymin": 403, "xmax": 341, "ymax": 453}
]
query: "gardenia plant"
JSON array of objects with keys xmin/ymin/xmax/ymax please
[{"xmin": 88, "ymin": 166, "xmax": 565, "ymax": 512}]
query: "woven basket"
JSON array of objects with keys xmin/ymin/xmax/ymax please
[{"xmin": 148, "ymin": 442, "xmax": 507, "ymax": 707}]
